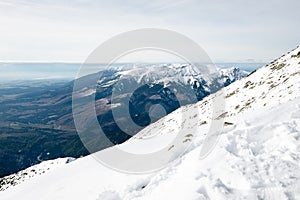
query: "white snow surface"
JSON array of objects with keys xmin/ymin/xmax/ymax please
[
  {"xmin": 1, "ymin": 47, "xmax": 300, "ymax": 199},
  {"xmin": 0, "ymin": 158, "xmax": 75, "ymax": 191}
]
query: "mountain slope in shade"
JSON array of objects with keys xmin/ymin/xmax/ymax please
[{"xmin": 1, "ymin": 47, "xmax": 300, "ymax": 199}]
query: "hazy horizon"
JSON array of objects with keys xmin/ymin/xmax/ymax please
[{"xmin": 0, "ymin": 62, "xmax": 265, "ymax": 81}]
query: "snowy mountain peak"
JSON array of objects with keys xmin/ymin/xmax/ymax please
[{"xmin": 99, "ymin": 63, "xmax": 247, "ymax": 85}]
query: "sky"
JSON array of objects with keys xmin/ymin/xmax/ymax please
[{"xmin": 0, "ymin": 0, "xmax": 299, "ymax": 63}]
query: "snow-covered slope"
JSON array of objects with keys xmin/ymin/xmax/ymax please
[
  {"xmin": 0, "ymin": 158, "xmax": 75, "ymax": 191},
  {"xmin": 1, "ymin": 47, "xmax": 300, "ymax": 200}
]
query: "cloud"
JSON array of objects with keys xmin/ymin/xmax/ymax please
[{"xmin": 0, "ymin": 0, "xmax": 299, "ymax": 62}]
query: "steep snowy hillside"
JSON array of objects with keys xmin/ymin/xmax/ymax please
[{"xmin": 0, "ymin": 47, "xmax": 299, "ymax": 200}]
